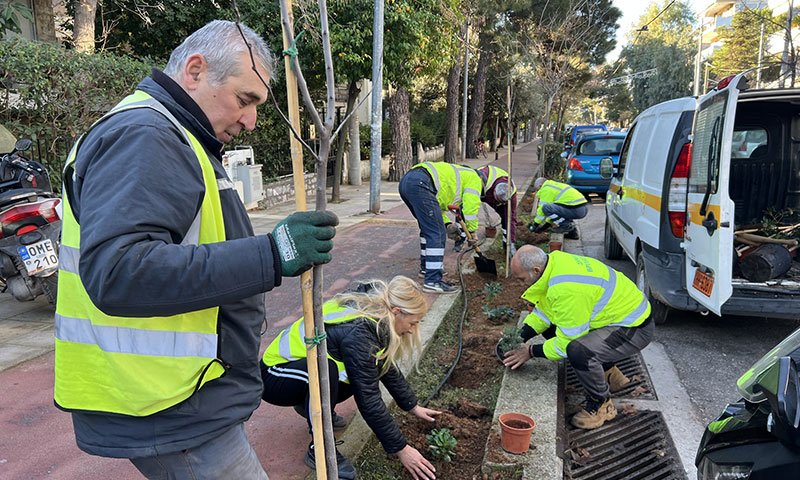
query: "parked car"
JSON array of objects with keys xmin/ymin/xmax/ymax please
[
  {"xmin": 603, "ymin": 72, "xmax": 800, "ymax": 323},
  {"xmin": 563, "ymin": 124, "xmax": 608, "ymax": 153},
  {"xmin": 563, "ymin": 132, "xmax": 626, "ymax": 197}
]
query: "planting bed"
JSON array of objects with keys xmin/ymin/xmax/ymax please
[{"xmin": 354, "ymin": 219, "xmax": 550, "ymax": 479}]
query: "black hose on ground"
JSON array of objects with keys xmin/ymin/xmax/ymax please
[{"xmin": 420, "ymin": 245, "xmax": 473, "ymax": 407}]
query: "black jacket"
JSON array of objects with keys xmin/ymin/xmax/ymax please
[
  {"xmin": 326, "ymin": 317, "xmax": 418, "ymax": 454},
  {"xmin": 67, "ymin": 70, "xmax": 282, "ymax": 458}
]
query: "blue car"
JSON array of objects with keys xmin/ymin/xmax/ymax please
[{"xmin": 565, "ymin": 132, "xmax": 626, "ymax": 196}]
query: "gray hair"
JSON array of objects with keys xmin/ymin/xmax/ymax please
[
  {"xmin": 516, "ymin": 245, "xmax": 548, "ymax": 272},
  {"xmin": 164, "ymin": 20, "xmax": 275, "ymax": 85},
  {"xmin": 534, "ymin": 177, "xmax": 547, "ymax": 190}
]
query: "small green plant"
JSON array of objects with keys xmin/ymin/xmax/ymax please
[
  {"xmin": 483, "ymin": 305, "xmax": 516, "ymax": 324},
  {"xmin": 427, "ymin": 428, "xmax": 457, "ymax": 462},
  {"xmin": 497, "ymin": 326, "xmax": 524, "ymax": 358},
  {"xmin": 483, "ymin": 281, "xmax": 503, "ymax": 302}
]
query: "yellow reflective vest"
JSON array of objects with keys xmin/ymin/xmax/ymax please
[
  {"xmin": 533, "ymin": 180, "xmax": 587, "ymax": 225},
  {"xmin": 262, "ymin": 301, "xmax": 377, "ymax": 383},
  {"xmin": 412, "ymin": 162, "xmax": 483, "ymax": 232},
  {"xmin": 521, "ymin": 251, "xmax": 651, "ymax": 360},
  {"xmin": 481, "ymin": 165, "xmax": 517, "ymax": 197},
  {"xmin": 54, "ymin": 91, "xmax": 227, "ymax": 416}
]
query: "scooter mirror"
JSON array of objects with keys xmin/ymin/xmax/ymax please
[{"xmin": 14, "ymin": 138, "xmax": 32, "ymax": 153}]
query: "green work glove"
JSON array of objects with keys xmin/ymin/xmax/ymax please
[{"xmin": 271, "ymin": 211, "xmax": 339, "ymax": 277}]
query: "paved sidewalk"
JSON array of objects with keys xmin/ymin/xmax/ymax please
[{"xmin": 0, "ymin": 142, "xmax": 541, "ymax": 480}]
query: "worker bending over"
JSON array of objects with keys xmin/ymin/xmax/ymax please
[
  {"xmin": 529, "ymin": 177, "xmax": 587, "ymax": 240},
  {"xmin": 475, "ymin": 164, "xmax": 517, "ymax": 254}
]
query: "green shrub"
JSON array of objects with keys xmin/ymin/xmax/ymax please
[
  {"xmin": 427, "ymin": 428, "xmax": 457, "ymax": 462},
  {"xmin": 482, "ymin": 305, "xmax": 516, "ymax": 324},
  {"xmin": 0, "ymin": 38, "xmax": 150, "ymax": 189},
  {"xmin": 541, "ymin": 141, "xmax": 565, "ymax": 181},
  {"xmin": 483, "ymin": 282, "xmax": 503, "ymax": 303}
]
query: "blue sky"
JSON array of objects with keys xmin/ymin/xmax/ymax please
[{"xmin": 610, "ymin": 0, "xmax": 706, "ymax": 62}]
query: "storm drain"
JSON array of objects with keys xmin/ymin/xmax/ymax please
[
  {"xmin": 566, "ymin": 353, "xmax": 657, "ymax": 400},
  {"xmin": 563, "ymin": 410, "xmax": 686, "ymax": 480}
]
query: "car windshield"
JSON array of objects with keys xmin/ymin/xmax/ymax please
[
  {"xmin": 577, "ymin": 137, "xmax": 624, "ymax": 156},
  {"xmin": 737, "ymin": 326, "xmax": 800, "ymax": 403}
]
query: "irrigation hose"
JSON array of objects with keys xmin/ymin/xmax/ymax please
[{"xmin": 421, "ymin": 244, "xmax": 474, "ymax": 407}]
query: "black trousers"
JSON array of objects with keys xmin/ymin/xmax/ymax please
[{"xmin": 261, "ymin": 358, "xmax": 353, "ymax": 433}]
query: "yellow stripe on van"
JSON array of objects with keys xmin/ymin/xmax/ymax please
[
  {"xmin": 610, "ymin": 184, "xmax": 662, "ymax": 212},
  {"xmin": 687, "ymin": 203, "xmax": 721, "ymax": 226}
]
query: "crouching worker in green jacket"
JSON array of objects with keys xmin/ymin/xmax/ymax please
[
  {"xmin": 502, "ymin": 246, "xmax": 655, "ymax": 430},
  {"xmin": 261, "ymin": 276, "xmax": 442, "ymax": 480}
]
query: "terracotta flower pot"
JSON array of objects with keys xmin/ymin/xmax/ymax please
[
  {"xmin": 548, "ymin": 240, "xmax": 562, "ymax": 252},
  {"xmin": 485, "ymin": 226, "xmax": 498, "ymax": 238},
  {"xmin": 498, "ymin": 412, "xmax": 535, "ymax": 454}
]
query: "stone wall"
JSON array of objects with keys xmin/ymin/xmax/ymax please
[{"xmin": 262, "ymin": 172, "xmax": 316, "ymax": 208}]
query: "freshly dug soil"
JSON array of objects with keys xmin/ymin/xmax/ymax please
[{"xmin": 504, "ymin": 420, "xmax": 532, "ymax": 430}]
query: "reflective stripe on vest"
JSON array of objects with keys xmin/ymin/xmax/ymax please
[
  {"xmin": 53, "ymin": 90, "xmax": 227, "ymax": 417},
  {"xmin": 262, "ymin": 301, "xmax": 375, "ymax": 384}
]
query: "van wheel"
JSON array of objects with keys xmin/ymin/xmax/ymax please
[
  {"xmin": 603, "ymin": 214, "xmax": 624, "ymax": 260},
  {"xmin": 636, "ymin": 251, "xmax": 671, "ymax": 325}
]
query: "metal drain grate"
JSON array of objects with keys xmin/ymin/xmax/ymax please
[
  {"xmin": 564, "ymin": 410, "xmax": 687, "ymax": 480},
  {"xmin": 566, "ymin": 353, "xmax": 656, "ymax": 400}
]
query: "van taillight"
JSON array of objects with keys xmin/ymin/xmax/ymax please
[{"xmin": 668, "ymin": 143, "xmax": 691, "ymax": 238}]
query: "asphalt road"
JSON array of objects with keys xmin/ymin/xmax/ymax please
[{"xmin": 578, "ymin": 198, "xmax": 800, "ymax": 425}]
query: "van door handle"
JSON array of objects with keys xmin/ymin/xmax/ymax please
[{"xmin": 702, "ymin": 212, "xmax": 718, "ymax": 235}]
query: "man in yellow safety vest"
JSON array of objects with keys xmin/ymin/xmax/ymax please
[
  {"xmin": 502, "ymin": 245, "xmax": 655, "ymax": 429},
  {"xmin": 529, "ymin": 176, "xmax": 588, "ymax": 240},
  {"xmin": 53, "ymin": 21, "xmax": 337, "ymax": 479}
]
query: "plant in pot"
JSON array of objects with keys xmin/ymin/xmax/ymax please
[
  {"xmin": 426, "ymin": 428, "xmax": 457, "ymax": 462},
  {"xmin": 495, "ymin": 325, "xmax": 524, "ymax": 362}
]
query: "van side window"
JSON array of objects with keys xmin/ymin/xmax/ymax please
[
  {"xmin": 617, "ymin": 125, "xmax": 636, "ymax": 176},
  {"xmin": 691, "ymin": 92, "xmax": 728, "ymax": 194},
  {"xmin": 731, "ymin": 127, "xmax": 768, "ymax": 159}
]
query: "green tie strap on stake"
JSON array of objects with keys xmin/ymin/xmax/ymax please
[
  {"xmin": 304, "ymin": 329, "xmax": 328, "ymax": 349},
  {"xmin": 282, "ymin": 31, "xmax": 304, "ymax": 58}
]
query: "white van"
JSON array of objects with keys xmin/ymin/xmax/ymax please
[{"xmin": 604, "ymin": 73, "xmax": 800, "ymax": 322}]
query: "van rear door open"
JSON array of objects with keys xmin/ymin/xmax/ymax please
[{"xmin": 684, "ymin": 74, "xmax": 743, "ymax": 315}]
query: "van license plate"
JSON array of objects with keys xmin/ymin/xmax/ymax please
[
  {"xmin": 17, "ymin": 240, "xmax": 58, "ymax": 276},
  {"xmin": 692, "ymin": 269, "xmax": 714, "ymax": 297}
]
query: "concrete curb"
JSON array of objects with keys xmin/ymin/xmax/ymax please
[
  {"xmin": 483, "ymin": 316, "xmax": 562, "ymax": 479},
  {"xmin": 307, "ymin": 292, "xmax": 460, "ymax": 479}
]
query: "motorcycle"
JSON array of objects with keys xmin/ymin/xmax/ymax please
[
  {"xmin": 695, "ymin": 328, "xmax": 800, "ymax": 479},
  {"xmin": 0, "ymin": 137, "xmax": 61, "ymax": 304}
]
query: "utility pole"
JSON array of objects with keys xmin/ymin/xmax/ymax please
[
  {"xmin": 757, "ymin": 21, "xmax": 765, "ymax": 88},
  {"xmin": 460, "ymin": 20, "xmax": 470, "ymax": 162},
  {"xmin": 694, "ymin": 19, "xmax": 703, "ymax": 96},
  {"xmin": 369, "ymin": 0, "xmax": 384, "ymax": 213},
  {"xmin": 781, "ymin": 0, "xmax": 794, "ymax": 88}
]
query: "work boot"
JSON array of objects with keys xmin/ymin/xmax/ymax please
[
  {"xmin": 571, "ymin": 396, "xmax": 617, "ymax": 430},
  {"xmin": 565, "ymin": 226, "xmax": 580, "ymax": 240},
  {"xmin": 418, "ymin": 269, "xmax": 426, "ymax": 278},
  {"xmin": 305, "ymin": 443, "xmax": 357, "ymax": 480},
  {"xmin": 293, "ymin": 404, "xmax": 348, "ymax": 431},
  {"xmin": 604, "ymin": 366, "xmax": 631, "ymax": 393}
]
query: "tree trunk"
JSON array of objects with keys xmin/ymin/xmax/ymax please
[
  {"xmin": 31, "ymin": 0, "xmax": 56, "ymax": 42},
  {"xmin": 443, "ymin": 63, "xmax": 461, "ymax": 164},
  {"xmin": 466, "ymin": 33, "xmax": 491, "ymax": 159},
  {"xmin": 331, "ymin": 80, "xmax": 360, "ymax": 202},
  {"xmin": 537, "ymin": 94, "xmax": 555, "ymax": 176},
  {"xmin": 388, "ymin": 87, "xmax": 413, "ymax": 181},
  {"xmin": 73, "ymin": 0, "xmax": 98, "ymax": 53}
]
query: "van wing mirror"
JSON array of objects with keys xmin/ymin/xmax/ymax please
[
  {"xmin": 599, "ymin": 157, "xmax": 614, "ymax": 179},
  {"xmin": 775, "ymin": 357, "xmax": 800, "ymax": 429}
]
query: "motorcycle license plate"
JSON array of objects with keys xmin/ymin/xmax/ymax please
[{"xmin": 17, "ymin": 240, "xmax": 58, "ymax": 276}]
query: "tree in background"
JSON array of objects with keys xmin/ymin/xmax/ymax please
[
  {"xmin": 709, "ymin": 8, "xmax": 780, "ymax": 82},
  {"xmin": 619, "ymin": 0, "xmax": 694, "ymax": 115}
]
